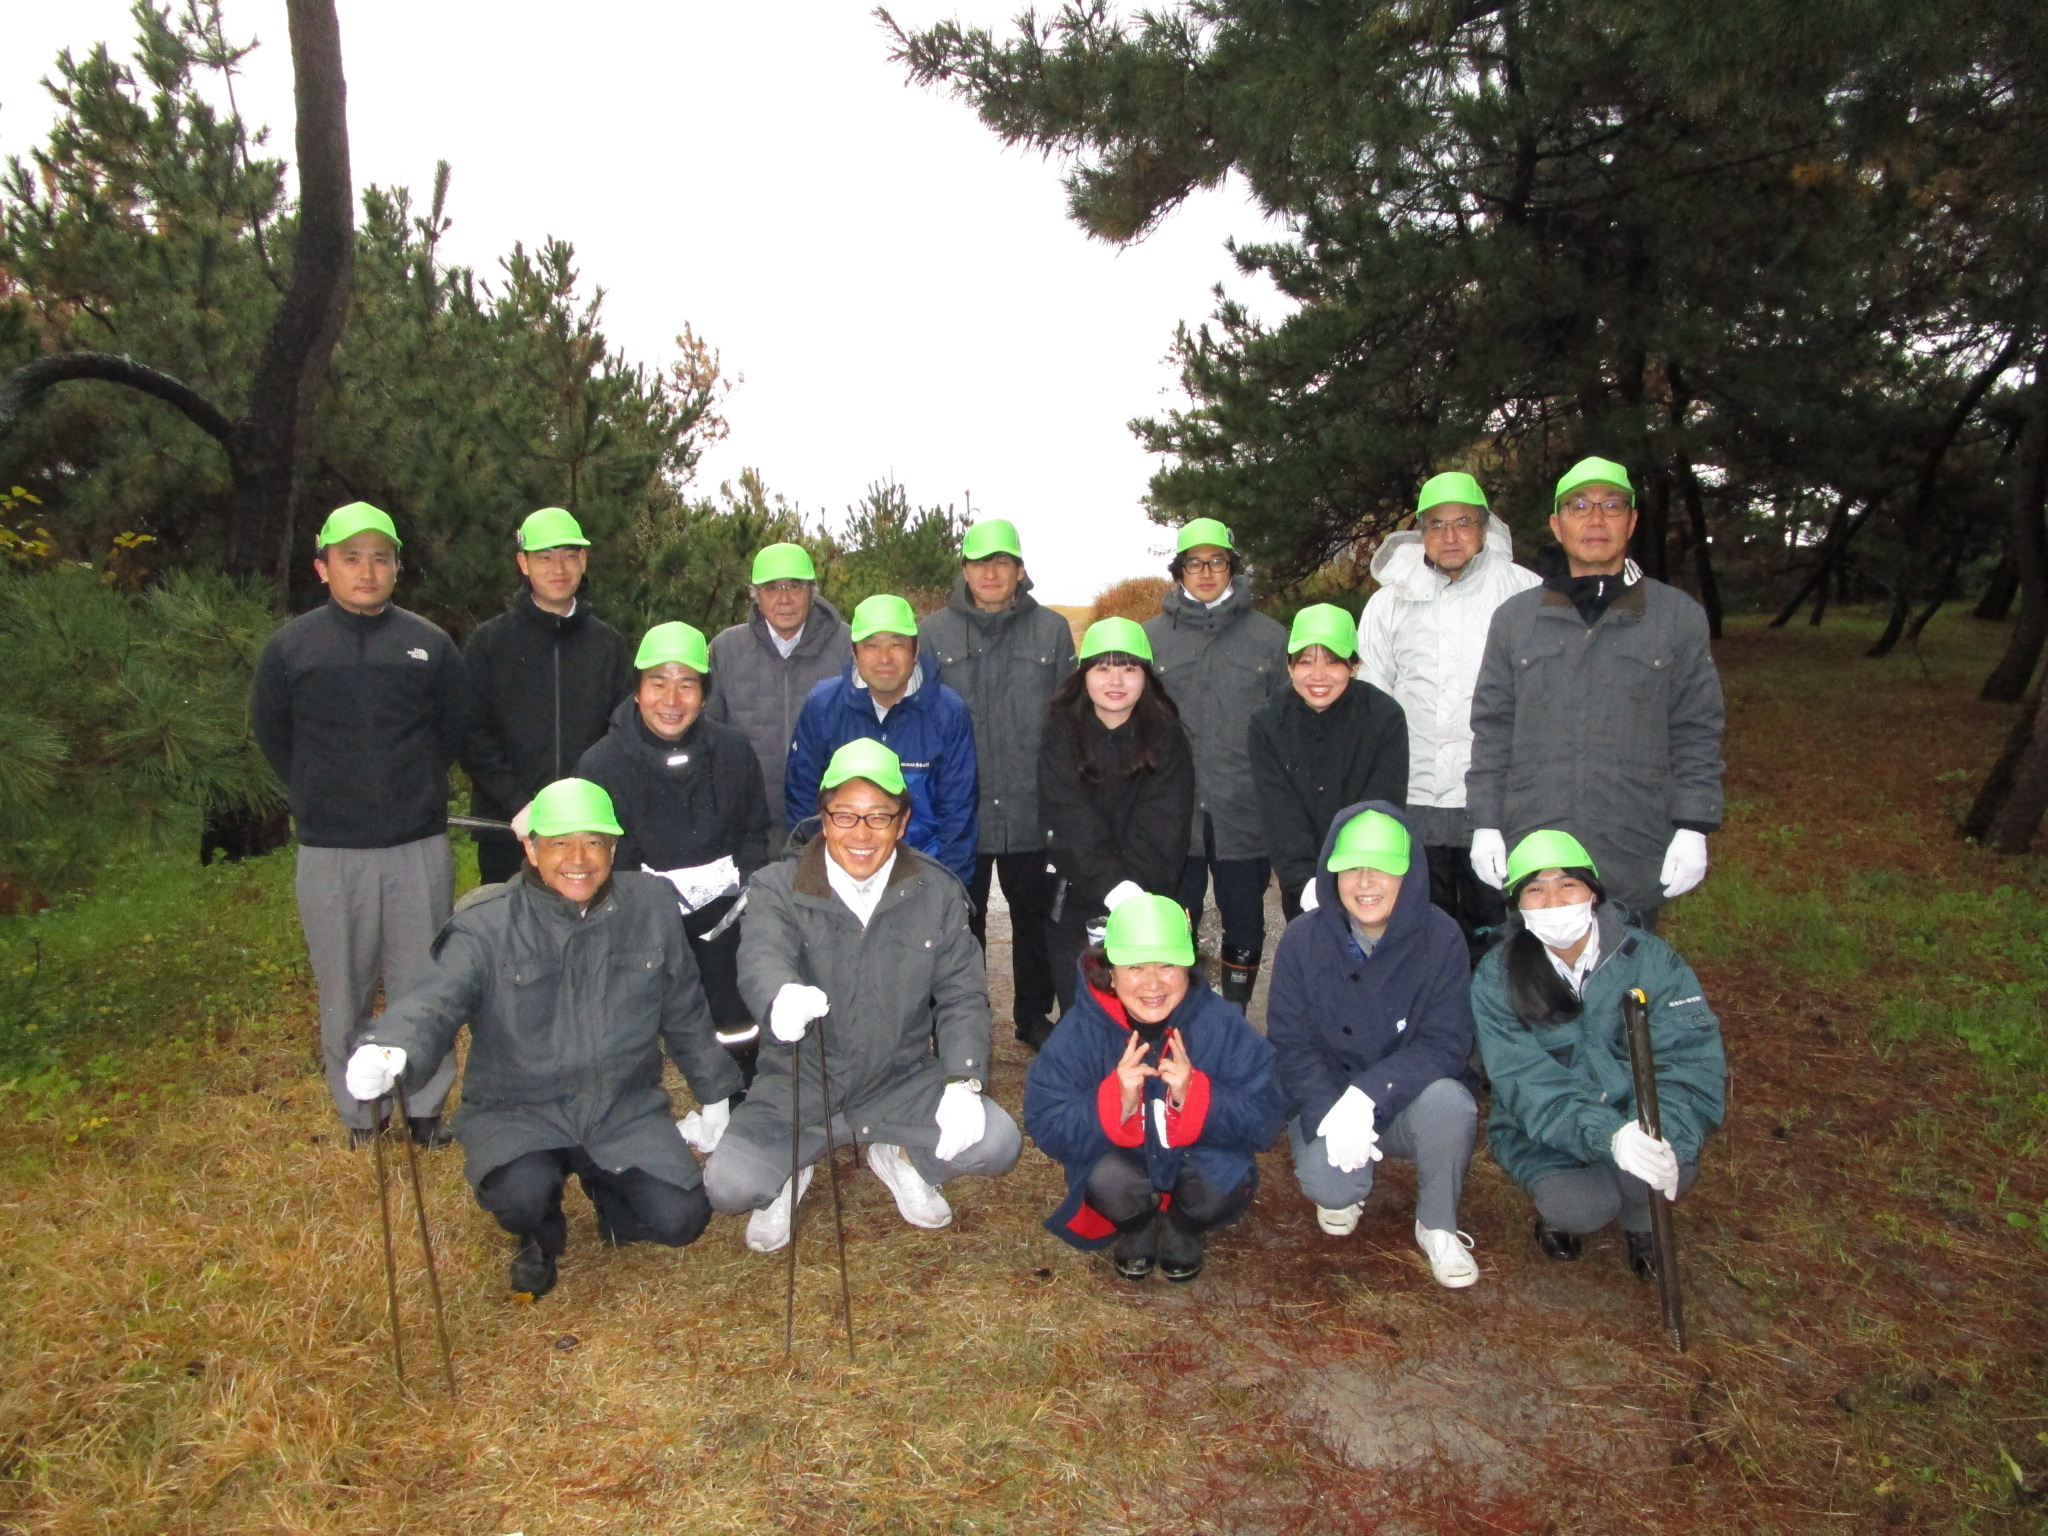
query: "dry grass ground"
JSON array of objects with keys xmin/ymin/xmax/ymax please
[{"xmin": 3, "ymin": 609, "xmax": 2046, "ymax": 1534}]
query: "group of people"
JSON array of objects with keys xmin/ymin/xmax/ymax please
[{"xmin": 257, "ymin": 452, "xmax": 1728, "ymax": 1301}]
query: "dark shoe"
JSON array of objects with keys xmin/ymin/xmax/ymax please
[
  {"xmin": 1625, "ymin": 1228, "xmax": 1657, "ymax": 1281},
  {"xmin": 510, "ymin": 1237, "xmax": 557, "ymax": 1299},
  {"xmin": 1219, "ymin": 946, "xmax": 1260, "ymax": 1013},
  {"xmin": 1158, "ymin": 1216, "xmax": 1207, "ymax": 1282},
  {"xmin": 1014, "ymin": 1013, "xmax": 1055, "ymax": 1052},
  {"xmin": 1535, "ymin": 1219, "xmax": 1583, "ymax": 1262},
  {"xmin": 407, "ymin": 1114, "xmax": 454, "ymax": 1150},
  {"xmin": 1110, "ymin": 1216, "xmax": 1158, "ymax": 1280},
  {"xmin": 349, "ymin": 1124, "xmax": 382, "ymax": 1149}
]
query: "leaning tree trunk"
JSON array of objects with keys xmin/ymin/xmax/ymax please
[
  {"xmin": 1964, "ymin": 676, "xmax": 2048, "ymax": 851},
  {"xmin": 1975, "ymin": 555, "xmax": 2018, "ymax": 620},
  {"xmin": 1980, "ymin": 380, "xmax": 2048, "ymax": 701},
  {"xmin": 0, "ymin": 0, "xmax": 353, "ymax": 600}
]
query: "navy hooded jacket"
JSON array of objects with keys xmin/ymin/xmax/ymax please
[
  {"xmin": 1265, "ymin": 799, "xmax": 1477, "ymax": 1133},
  {"xmin": 782, "ymin": 648, "xmax": 980, "ymax": 885},
  {"xmin": 1023, "ymin": 970, "xmax": 1284, "ymax": 1250}
]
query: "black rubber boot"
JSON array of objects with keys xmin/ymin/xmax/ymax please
[
  {"xmin": 1014, "ymin": 1013, "xmax": 1056, "ymax": 1053},
  {"xmin": 1535, "ymin": 1218, "xmax": 1583, "ymax": 1262},
  {"xmin": 407, "ymin": 1114, "xmax": 454, "ymax": 1150},
  {"xmin": 1219, "ymin": 946, "xmax": 1260, "ymax": 1014},
  {"xmin": 1158, "ymin": 1210, "xmax": 1208, "ymax": 1282},
  {"xmin": 1624, "ymin": 1229, "xmax": 1657, "ymax": 1281},
  {"xmin": 510, "ymin": 1236, "xmax": 558, "ymax": 1299},
  {"xmin": 1110, "ymin": 1212, "xmax": 1159, "ymax": 1280},
  {"xmin": 348, "ymin": 1104, "xmax": 389, "ymax": 1148}
]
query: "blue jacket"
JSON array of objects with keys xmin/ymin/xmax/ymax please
[
  {"xmin": 1266, "ymin": 800, "xmax": 1477, "ymax": 1132},
  {"xmin": 783, "ymin": 650, "xmax": 980, "ymax": 885},
  {"xmin": 1023, "ymin": 972, "xmax": 1284, "ymax": 1250}
]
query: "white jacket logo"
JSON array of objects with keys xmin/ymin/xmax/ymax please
[{"xmin": 407, "ymin": 647, "xmax": 429, "ymax": 661}]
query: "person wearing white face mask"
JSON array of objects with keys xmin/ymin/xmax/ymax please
[{"xmin": 1472, "ymin": 830, "xmax": 1727, "ymax": 1282}]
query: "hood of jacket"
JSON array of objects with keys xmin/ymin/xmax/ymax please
[
  {"xmin": 1308, "ymin": 799, "xmax": 1436, "ymax": 962},
  {"xmin": 1155, "ymin": 572, "xmax": 1257, "ymax": 631},
  {"xmin": 1368, "ymin": 517, "xmax": 1519, "ymax": 599},
  {"xmin": 944, "ymin": 571, "xmax": 1041, "ymax": 631},
  {"xmin": 747, "ymin": 593, "xmax": 847, "ymax": 657}
]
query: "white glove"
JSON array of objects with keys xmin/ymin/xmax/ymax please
[
  {"xmin": 509, "ymin": 801, "xmax": 532, "ymax": 839},
  {"xmin": 1299, "ymin": 878, "xmax": 1320, "ymax": 913},
  {"xmin": 647, "ymin": 856, "xmax": 742, "ymax": 914},
  {"xmin": 1659, "ymin": 828, "xmax": 1709, "ymax": 899},
  {"xmin": 345, "ymin": 1044, "xmax": 406, "ymax": 1102},
  {"xmin": 932, "ymin": 1081, "xmax": 987, "ymax": 1162},
  {"xmin": 1102, "ymin": 879, "xmax": 1145, "ymax": 913},
  {"xmin": 1611, "ymin": 1121, "xmax": 1681, "ymax": 1200},
  {"xmin": 769, "ymin": 983, "xmax": 829, "ymax": 1043},
  {"xmin": 1315, "ymin": 1085, "xmax": 1384, "ymax": 1174},
  {"xmin": 677, "ymin": 1097, "xmax": 731, "ymax": 1155},
  {"xmin": 1469, "ymin": 828, "xmax": 1507, "ymax": 890}
]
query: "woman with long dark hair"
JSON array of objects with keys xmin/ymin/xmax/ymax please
[
  {"xmin": 1473, "ymin": 829, "xmax": 1726, "ymax": 1279},
  {"xmin": 1036, "ymin": 618, "xmax": 1197, "ymax": 1027}
]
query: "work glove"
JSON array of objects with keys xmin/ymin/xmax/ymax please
[
  {"xmin": 1316, "ymin": 1085, "xmax": 1384, "ymax": 1174},
  {"xmin": 509, "ymin": 801, "xmax": 532, "ymax": 839},
  {"xmin": 345, "ymin": 1044, "xmax": 406, "ymax": 1103},
  {"xmin": 769, "ymin": 983, "xmax": 830, "ymax": 1044},
  {"xmin": 1299, "ymin": 878, "xmax": 1320, "ymax": 913},
  {"xmin": 1611, "ymin": 1121, "xmax": 1681, "ymax": 1201},
  {"xmin": 1102, "ymin": 879, "xmax": 1145, "ymax": 913},
  {"xmin": 646, "ymin": 856, "xmax": 742, "ymax": 914},
  {"xmin": 1469, "ymin": 828, "xmax": 1508, "ymax": 890},
  {"xmin": 932, "ymin": 1081, "xmax": 987, "ymax": 1162},
  {"xmin": 677, "ymin": 1097, "xmax": 731, "ymax": 1155},
  {"xmin": 1151, "ymin": 1098, "xmax": 1176, "ymax": 1149},
  {"xmin": 1659, "ymin": 829, "xmax": 1709, "ymax": 900}
]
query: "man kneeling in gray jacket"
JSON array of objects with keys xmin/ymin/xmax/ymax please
[
  {"xmin": 705, "ymin": 739, "xmax": 1022, "ymax": 1253},
  {"xmin": 345, "ymin": 778, "xmax": 743, "ymax": 1300}
]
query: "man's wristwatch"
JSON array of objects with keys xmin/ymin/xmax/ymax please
[{"xmin": 948, "ymin": 1078, "xmax": 983, "ymax": 1095}]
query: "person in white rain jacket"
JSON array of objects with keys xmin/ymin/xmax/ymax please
[{"xmin": 1357, "ymin": 472, "xmax": 1539, "ymax": 956}]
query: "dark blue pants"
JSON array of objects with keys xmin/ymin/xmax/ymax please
[{"xmin": 476, "ymin": 1147, "xmax": 709, "ymax": 1254}]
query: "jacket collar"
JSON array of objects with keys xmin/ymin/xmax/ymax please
[
  {"xmin": 1536, "ymin": 575, "xmax": 1648, "ymax": 625},
  {"xmin": 945, "ymin": 572, "xmax": 1040, "ymax": 631},
  {"xmin": 1157, "ymin": 573, "xmax": 1255, "ymax": 629},
  {"xmin": 748, "ymin": 594, "xmax": 846, "ymax": 657},
  {"xmin": 518, "ymin": 861, "xmax": 617, "ymax": 923},
  {"xmin": 791, "ymin": 834, "xmax": 923, "ymax": 902},
  {"xmin": 510, "ymin": 587, "xmax": 587, "ymax": 635},
  {"xmin": 324, "ymin": 598, "xmax": 395, "ymax": 631}
]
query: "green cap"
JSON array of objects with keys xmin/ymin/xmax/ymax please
[
  {"xmin": 1287, "ymin": 603, "xmax": 1358, "ymax": 660},
  {"xmin": 517, "ymin": 507, "xmax": 590, "ymax": 551},
  {"xmin": 1416, "ymin": 472, "xmax": 1488, "ymax": 515},
  {"xmin": 1174, "ymin": 517, "xmax": 1236, "ymax": 555},
  {"xmin": 850, "ymin": 593, "xmax": 919, "ymax": 642},
  {"xmin": 1326, "ymin": 809, "xmax": 1410, "ymax": 876},
  {"xmin": 961, "ymin": 518, "xmax": 1023, "ymax": 562},
  {"xmin": 1554, "ymin": 457, "xmax": 1634, "ymax": 506},
  {"xmin": 526, "ymin": 778, "xmax": 624, "ymax": 838},
  {"xmin": 1078, "ymin": 616, "xmax": 1154, "ymax": 663},
  {"xmin": 750, "ymin": 542, "xmax": 817, "ymax": 584},
  {"xmin": 1103, "ymin": 893, "xmax": 1197, "ymax": 967},
  {"xmin": 634, "ymin": 621, "xmax": 710, "ymax": 675},
  {"xmin": 1505, "ymin": 829, "xmax": 1601, "ymax": 889},
  {"xmin": 314, "ymin": 502, "xmax": 401, "ymax": 552},
  {"xmin": 819, "ymin": 738, "xmax": 907, "ymax": 797}
]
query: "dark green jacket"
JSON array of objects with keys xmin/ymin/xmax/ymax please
[
  {"xmin": 362, "ymin": 870, "xmax": 742, "ymax": 1191},
  {"xmin": 734, "ymin": 836, "xmax": 991, "ymax": 1152},
  {"xmin": 1472, "ymin": 902, "xmax": 1726, "ymax": 1190}
]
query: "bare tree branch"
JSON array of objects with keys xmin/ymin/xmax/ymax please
[{"xmin": 0, "ymin": 352, "xmax": 238, "ymax": 447}]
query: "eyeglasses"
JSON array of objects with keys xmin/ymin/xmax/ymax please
[
  {"xmin": 1421, "ymin": 516, "xmax": 1480, "ymax": 535},
  {"xmin": 1560, "ymin": 498, "xmax": 1633, "ymax": 520},
  {"xmin": 757, "ymin": 580, "xmax": 811, "ymax": 595},
  {"xmin": 1180, "ymin": 555, "xmax": 1232, "ymax": 574},
  {"xmin": 824, "ymin": 809, "xmax": 902, "ymax": 831}
]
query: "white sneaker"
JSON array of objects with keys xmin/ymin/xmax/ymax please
[
  {"xmin": 1316, "ymin": 1203, "xmax": 1364, "ymax": 1236},
  {"xmin": 1415, "ymin": 1220, "xmax": 1479, "ymax": 1288},
  {"xmin": 743, "ymin": 1165, "xmax": 815, "ymax": 1253},
  {"xmin": 866, "ymin": 1142, "xmax": 953, "ymax": 1229}
]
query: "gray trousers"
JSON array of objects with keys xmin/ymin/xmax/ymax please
[
  {"xmin": 703, "ymin": 1102, "xmax": 1023, "ymax": 1214},
  {"xmin": 1287, "ymin": 1077, "xmax": 1477, "ymax": 1233},
  {"xmin": 295, "ymin": 835, "xmax": 456, "ymax": 1130},
  {"xmin": 1529, "ymin": 1159, "xmax": 1699, "ymax": 1235}
]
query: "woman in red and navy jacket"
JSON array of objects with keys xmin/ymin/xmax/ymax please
[{"xmin": 1022, "ymin": 893, "xmax": 1284, "ymax": 1282}]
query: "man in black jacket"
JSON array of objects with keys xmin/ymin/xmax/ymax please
[
  {"xmin": 250, "ymin": 503, "xmax": 469, "ymax": 1145},
  {"xmin": 462, "ymin": 507, "xmax": 635, "ymax": 884}
]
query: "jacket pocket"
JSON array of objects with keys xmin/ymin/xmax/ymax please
[{"xmin": 606, "ymin": 947, "xmax": 664, "ymax": 1013}]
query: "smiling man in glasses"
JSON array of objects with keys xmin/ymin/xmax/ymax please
[
  {"xmin": 1464, "ymin": 457, "xmax": 1726, "ymax": 932},
  {"xmin": 704, "ymin": 739, "xmax": 1020, "ymax": 1253},
  {"xmin": 1357, "ymin": 473, "xmax": 1539, "ymax": 956}
]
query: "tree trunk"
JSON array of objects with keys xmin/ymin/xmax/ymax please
[
  {"xmin": 1905, "ymin": 546, "xmax": 1965, "ymax": 641},
  {"xmin": 1674, "ymin": 454, "xmax": 1723, "ymax": 638},
  {"xmin": 1867, "ymin": 590, "xmax": 1912, "ymax": 658},
  {"xmin": 1980, "ymin": 381, "xmax": 2048, "ymax": 701},
  {"xmin": 1975, "ymin": 555, "xmax": 2018, "ymax": 620},
  {"xmin": 1771, "ymin": 498, "xmax": 1866, "ymax": 627},
  {"xmin": 1964, "ymin": 678, "xmax": 2048, "ymax": 850}
]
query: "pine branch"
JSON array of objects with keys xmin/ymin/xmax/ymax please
[{"xmin": 0, "ymin": 352, "xmax": 238, "ymax": 447}]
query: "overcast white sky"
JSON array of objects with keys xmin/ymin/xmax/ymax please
[{"xmin": 3, "ymin": 2, "xmax": 1290, "ymax": 605}]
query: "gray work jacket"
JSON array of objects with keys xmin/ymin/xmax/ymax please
[
  {"xmin": 919, "ymin": 575, "xmax": 1077, "ymax": 855},
  {"xmin": 705, "ymin": 596, "xmax": 851, "ymax": 829}
]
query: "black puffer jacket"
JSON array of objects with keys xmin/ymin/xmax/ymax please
[
  {"xmin": 1038, "ymin": 706, "xmax": 1196, "ymax": 908},
  {"xmin": 462, "ymin": 591, "xmax": 635, "ymax": 822},
  {"xmin": 1248, "ymin": 680, "xmax": 1410, "ymax": 897},
  {"xmin": 574, "ymin": 699, "xmax": 771, "ymax": 878}
]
